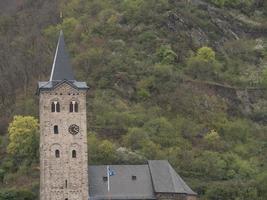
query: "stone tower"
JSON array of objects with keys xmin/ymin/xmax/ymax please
[{"xmin": 38, "ymin": 31, "xmax": 89, "ymax": 200}]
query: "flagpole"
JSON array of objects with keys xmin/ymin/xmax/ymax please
[
  {"xmin": 107, "ymin": 165, "xmax": 110, "ymax": 192},
  {"xmin": 107, "ymin": 165, "xmax": 110, "ymax": 200}
]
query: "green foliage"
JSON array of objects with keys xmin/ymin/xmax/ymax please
[
  {"xmin": 0, "ymin": 169, "xmax": 5, "ymax": 183},
  {"xmin": 204, "ymin": 129, "xmax": 220, "ymax": 144},
  {"xmin": 144, "ymin": 117, "xmax": 178, "ymax": 147},
  {"xmin": 207, "ymin": 0, "xmax": 254, "ymax": 8},
  {"xmin": 123, "ymin": 127, "xmax": 149, "ymax": 150},
  {"xmin": 88, "ymin": 133, "xmax": 116, "ymax": 164},
  {"xmin": 156, "ymin": 45, "xmax": 177, "ymax": 64},
  {"xmin": 217, "ymin": 119, "xmax": 251, "ymax": 143},
  {"xmin": 0, "ymin": 189, "xmax": 36, "ymax": 200},
  {"xmin": 0, "ymin": 0, "xmax": 267, "ymax": 199},
  {"xmin": 196, "ymin": 47, "xmax": 216, "ymax": 62},
  {"xmin": 7, "ymin": 116, "xmax": 39, "ymax": 165},
  {"xmin": 185, "ymin": 47, "xmax": 221, "ymax": 81},
  {"xmin": 256, "ymin": 172, "xmax": 267, "ymax": 199},
  {"xmin": 203, "ymin": 129, "xmax": 223, "ymax": 150},
  {"xmin": 205, "ymin": 181, "xmax": 258, "ymax": 200}
]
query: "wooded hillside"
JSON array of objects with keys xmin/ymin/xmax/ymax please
[{"xmin": 0, "ymin": 0, "xmax": 267, "ymax": 199}]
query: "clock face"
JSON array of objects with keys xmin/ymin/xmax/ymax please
[{"xmin": 69, "ymin": 124, "xmax": 79, "ymax": 135}]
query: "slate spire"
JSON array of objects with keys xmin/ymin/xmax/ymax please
[{"xmin": 50, "ymin": 30, "xmax": 75, "ymax": 81}]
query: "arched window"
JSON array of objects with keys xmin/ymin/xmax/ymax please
[
  {"xmin": 74, "ymin": 102, "xmax": 78, "ymax": 112},
  {"xmin": 70, "ymin": 101, "xmax": 78, "ymax": 113},
  {"xmin": 56, "ymin": 103, "xmax": 60, "ymax": 112},
  {"xmin": 51, "ymin": 101, "xmax": 60, "ymax": 112},
  {"xmin": 69, "ymin": 102, "xmax": 73, "ymax": 112},
  {"xmin": 54, "ymin": 125, "xmax": 58, "ymax": 134},
  {"xmin": 51, "ymin": 102, "xmax": 55, "ymax": 112},
  {"xmin": 72, "ymin": 150, "xmax": 76, "ymax": 158},
  {"xmin": 55, "ymin": 150, "xmax": 60, "ymax": 158}
]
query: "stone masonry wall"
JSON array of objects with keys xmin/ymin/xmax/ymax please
[{"xmin": 39, "ymin": 83, "xmax": 89, "ymax": 200}]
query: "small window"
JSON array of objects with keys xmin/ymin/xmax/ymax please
[
  {"xmin": 69, "ymin": 102, "xmax": 73, "ymax": 112},
  {"xmin": 65, "ymin": 180, "xmax": 68, "ymax": 188},
  {"xmin": 51, "ymin": 102, "xmax": 55, "ymax": 112},
  {"xmin": 70, "ymin": 101, "xmax": 78, "ymax": 113},
  {"xmin": 72, "ymin": 150, "xmax": 76, "ymax": 158},
  {"xmin": 55, "ymin": 150, "xmax": 60, "ymax": 158},
  {"xmin": 132, "ymin": 175, "xmax": 137, "ymax": 180},
  {"xmin": 54, "ymin": 125, "xmax": 58, "ymax": 134},
  {"xmin": 74, "ymin": 102, "xmax": 78, "ymax": 112},
  {"xmin": 51, "ymin": 101, "xmax": 60, "ymax": 112},
  {"xmin": 103, "ymin": 176, "xmax": 108, "ymax": 181},
  {"xmin": 56, "ymin": 103, "xmax": 60, "ymax": 112}
]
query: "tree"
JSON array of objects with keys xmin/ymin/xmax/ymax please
[
  {"xmin": 144, "ymin": 117, "xmax": 177, "ymax": 147},
  {"xmin": 88, "ymin": 133, "xmax": 116, "ymax": 164},
  {"xmin": 123, "ymin": 127, "xmax": 149, "ymax": 150},
  {"xmin": 0, "ymin": 169, "xmax": 4, "ymax": 183},
  {"xmin": 7, "ymin": 116, "xmax": 39, "ymax": 165},
  {"xmin": 156, "ymin": 45, "xmax": 177, "ymax": 65},
  {"xmin": 0, "ymin": 189, "xmax": 36, "ymax": 200},
  {"xmin": 203, "ymin": 129, "xmax": 223, "ymax": 150},
  {"xmin": 185, "ymin": 46, "xmax": 221, "ymax": 81},
  {"xmin": 196, "ymin": 47, "xmax": 216, "ymax": 62}
]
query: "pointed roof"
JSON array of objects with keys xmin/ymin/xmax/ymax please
[
  {"xmin": 148, "ymin": 160, "xmax": 197, "ymax": 195},
  {"xmin": 87, "ymin": 161, "xmax": 197, "ymax": 200},
  {"xmin": 50, "ymin": 30, "xmax": 75, "ymax": 81}
]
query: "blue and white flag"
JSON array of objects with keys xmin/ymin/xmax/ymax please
[
  {"xmin": 107, "ymin": 165, "xmax": 116, "ymax": 192},
  {"xmin": 108, "ymin": 166, "xmax": 116, "ymax": 177}
]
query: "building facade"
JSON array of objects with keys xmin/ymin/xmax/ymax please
[
  {"xmin": 38, "ymin": 32, "xmax": 197, "ymax": 200},
  {"xmin": 38, "ymin": 31, "xmax": 89, "ymax": 200}
]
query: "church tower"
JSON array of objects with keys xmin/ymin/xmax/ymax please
[{"xmin": 38, "ymin": 31, "xmax": 89, "ymax": 200}]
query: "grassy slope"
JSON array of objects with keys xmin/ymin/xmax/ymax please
[{"xmin": 0, "ymin": 0, "xmax": 267, "ymax": 199}]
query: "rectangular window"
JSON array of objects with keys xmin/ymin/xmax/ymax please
[{"xmin": 54, "ymin": 125, "xmax": 58, "ymax": 134}]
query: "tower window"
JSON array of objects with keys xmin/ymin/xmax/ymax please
[
  {"xmin": 54, "ymin": 125, "xmax": 58, "ymax": 134},
  {"xmin": 65, "ymin": 180, "xmax": 68, "ymax": 188},
  {"xmin": 75, "ymin": 102, "xmax": 78, "ymax": 112},
  {"xmin": 132, "ymin": 175, "xmax": 137, "ymax": 180},
  {"xmin": 56, "ymin": 103, "xmax": 60, "ymax": 112},
  {"xmin": 51, "ymin": 101, "xmax": 60, "ymax": 112},
  {"xmin": 70, "ymin": 101, "xmax": 78, "ymax": 113},
  {"xmin": 55, "ymin": 150, "xmax": 60, "ymax": 158},
  {"xmin": 69, "ymin": 102, "xmax": 73, "ymax": 112},
  {"xmin": 51, "ymin": 102, "xmax": 55, "ymax": 112},
  {"xmin": 72, "ymin": 150, "xmax": 76, "ymax": 158}
]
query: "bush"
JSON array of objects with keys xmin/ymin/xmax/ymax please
[
  {"xmin": 205, "ymin": 181, "xmax": 258, "ymax": 200},
  {"xmin": 0, "ymin": 189, "xmax": 36, "ymax": 200},
  {"xmin": 185, "ymin": 47, "xmax": 221, "ymax": 81},
  {"xmin": 123, "ymin": 127, "xmax": 149, "ymax": 150}
]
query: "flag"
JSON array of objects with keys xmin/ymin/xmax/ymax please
[
  {"xmin": 108, "ymin": 166, "xmax": 116, "ymax": 176},
  {"xmin": 107, "ymin": 165, "xmax": 116, "ymax": 192}
]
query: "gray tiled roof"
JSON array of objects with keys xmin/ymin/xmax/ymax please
[
  {"xmin": 89, "ymin": 165, "xmax": 156, "ymax": 200},
  {"xmin": 88, "ymin": 161, "xmax": 197, "ymax": 200},
  {"xmin": 38, "ymin": 80, "xmax": 88, "ymax": 90},
  {"xmin": 50, "ymin": 30, "xmax": 75, "ymax": 81},
  {"xmin": 148, "ymin": 160, "xmax": 197, "ymax": 195}
]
